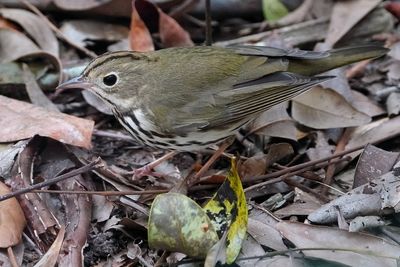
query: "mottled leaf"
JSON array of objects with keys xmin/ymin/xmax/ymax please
[{"xmin": 148, "ymin": 193, "xmax": 219, "ymax": 258}]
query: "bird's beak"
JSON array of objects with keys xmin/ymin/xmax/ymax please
[{"xmin": 56, "ymin": 76, "xmax": 94, "ymax": 91}]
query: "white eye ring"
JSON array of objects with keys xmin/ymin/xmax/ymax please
[{"xmin": 102, "ymin": 72, "xmax": 119, "ymax": 87}]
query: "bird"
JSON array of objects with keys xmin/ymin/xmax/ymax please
[{"xmin": 57, "ymin": 45, "xmax": 387, "ymax": 151}]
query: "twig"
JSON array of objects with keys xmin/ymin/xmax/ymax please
[
  {"xmin": 0, "ymin": 159, "xmax": 101, "ymax": 202},
  {"xmin": 18, "ymin": 0, "xmax": 97, "ymax": 58},
  {"xmin": 205, "ymin": 0, "xmax": 212, "ymax": 46},
  {"xmin": 32, "ymin": 189, "xmax": 168, "ymax": 196},
  {"xmin": 244, "ymin": 157, "xmax": 351, "ymax": 192},
  {"xmin": 250, "ymin": 129, "xmax": 400, "ymax": 183},
  {"xmin": 322, "ymin": 128, "xmax": 352, "ymax": 194}
]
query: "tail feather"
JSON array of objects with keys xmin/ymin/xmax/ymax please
[{"xmin": 287, "ymin": 45, "xmax": 388, "ymax": 76}]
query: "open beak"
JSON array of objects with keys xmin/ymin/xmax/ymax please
[{"xmin": 56, "ymin": 76, "xmax": 94, "ymax": 91}]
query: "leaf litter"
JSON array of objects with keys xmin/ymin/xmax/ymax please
[{"xmin": 0, "ymin": 0, "xmax": 400, "ymax": 266}]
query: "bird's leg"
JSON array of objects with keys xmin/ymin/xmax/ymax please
[{"xmin": 131, "ymin": 151, "xmax": 177, "ymax": 180}]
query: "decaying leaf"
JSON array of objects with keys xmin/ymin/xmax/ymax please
[
  {"xmin": 33, "ymin": 227, "xmax": 65, "ymax": 267},
  {"xmin": 130, "ymin": 4, "xmax": 154, "ymax": 51},
  {"xmin": 248, "ymin": 102, "xmax": 298, "ymax": 141},
  {"xmin": 262, "ymin": 0, "xmax": 289, "ymax": 22},
  {"xmin": 0, "ymin": 95, "xmax": 94, "ymax": 148},
  {"xmin": 292, "ymin": 86, "xmax": 371, "ymax": 129},
  {"xmin": 353, "ymin": 144, "xmax": 399, "ymax": 188},
  {"xmin": 308, "ymin": 160, "xmax": 400, "ymax": 224},
  {"xmin": 0, "ymin": 181, "xmax": 26, "ymax": 248},
  {"xmin": 324, "ymin": 0, "xmax": 381, "ymax": 47},
  {"xmin": 345, "ymin": 116, "xmax": 400, "ymax": 159},
  {"xmin": 0, "ymin": 28, "xmax": 40, "ymax": 63},
  {"xmin": 276, "ymin": 221, "xmax": 400, "ymax": 267},
  {"xmin": 60, "ymin": 20, "xmax": 129, "ymax": 47},
  {"xmin": 0, "ymin": 8, "xmax": 59, "ymax": 56},
  {"xmin": 148, "ymin": 193, "xmax": 219, "ymax": 258},
  {"xmin": 204, "ymin": 160, "xmax": 248, "ymax": 264},
  {"xmin": 132, "ymin": 0, "xmax": 193, "ymax": 48}
]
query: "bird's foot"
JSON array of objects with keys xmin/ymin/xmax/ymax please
[{"xmin": 131, "ymin": 151, "xmax": 177, "ymax": 180}]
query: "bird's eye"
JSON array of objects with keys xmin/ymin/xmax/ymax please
[{"xmin": 103, "ymin": 73, "xmax": 118, "ymax": 87}]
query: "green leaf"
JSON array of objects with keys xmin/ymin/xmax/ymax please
[
  {"xmin": 148, "ymin": 193, "xmax": 219, "ymax": 258},
  {"xmin": 204, "ymin": 158, "xmax": 248, "ymax": 264},
  {"xmin": 262, "ymin": 0, "xmax": 289, "ymax": 22}
]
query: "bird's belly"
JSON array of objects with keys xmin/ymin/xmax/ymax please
[{"xmin": 116, "ymin": 112, "xmax": 233, "ymax": 151}]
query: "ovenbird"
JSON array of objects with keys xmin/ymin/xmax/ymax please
[{"xmin": 58, "ymin": 45, "xmax": 387, "ymax": 151}]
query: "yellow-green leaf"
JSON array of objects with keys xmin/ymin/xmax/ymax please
[
  {"xmin": 204, "ymin": 159, "xmax": 248, "ymax": 264},
  {"xmin": 148, "ymin": 193, "xmax": 219, "ymax": 258},
  {"xmin": 262, "ymin": 0, "xmax": 289, "ymax": 22}
]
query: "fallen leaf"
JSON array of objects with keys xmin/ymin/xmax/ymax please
[
  {"xmin": 247, "ymin": 218, "xmax": 286, "ymax": 251},
  {"xmin": 133, "ymin": 0, "xmax": 193, "ymax": 48},
  {"xmin": 204, "ymin": 231, "xmax": 227, "ymax": 267},
  {"xmin": 148, "ymin": 193, "xmax": 219, "ymax": 258},
  {"xmin": 0, "ymin": 28, "xmax": 39, "ymax": 63},
  {"xmin": 0, "ymin": 95, "xmax": 94, "ymax": 148},
  {"xmin": 54, "ymin": 0, "xmax": 113, "ymax": 10},
  {"xmin": 309, "ymin": 160, "xmax": 400, "ymax": 224},
  {"xmin": 60, "ymin": 20, "xmax": 129, "ymax": 47},
  {"xmin": 349, "ymin": 216, "xmax": 385, "ymax": 232},
  {"xmin": 345, "ymin": 116, "xmax": 400, "ymax": 159},
  {"xmin": 0, "ymin": 141, "xmax": 27, "ymax": 179},
  {"xmin": 292, "ymin": 86, "xmax": 371, "ymax": 129},
  {"xmin": 0, "ymin": 181, "xmax": 26, "ymax": 248},
  {"xmin": 248, "ymin": 102, "xmax": 298, "ymax": 141},
  {"xmin": 324, "ymin": 0, "xmax": 381, "ymax": 47},
  {"xmin": 22, "ymin": 63, "xmax": 59, "ymax": 112},
  {"xmin": 352, "ymin": 90, "xmax": 385, "ymax": 117},
  {"xmin": 129, "ymin": 5, "xmax": 154, "ymax": 51},
  {"xmin": 204, "ymin": 159, "xmax": 248, "ymax": 263},
  {"xmin": 276, "ymin": 221, "xmax": 400, "ymax": 267},
  {"xmin": 386, "ymin": 92, "xmax": 400, "ymax": 116},
  {"xmin": 262, "ymin": 0, "xmax": 289, "ymax": 22},
  {"xmin": 33, "ymin": 227, "xmax": 65, "ymax": 267},
  {"xmin": 353, "ymin": 144, "xmax": 399, "ymax": 188},
  {"xmin": 0, "ymin": 8, "xmax": 59, "ymax": 56}
]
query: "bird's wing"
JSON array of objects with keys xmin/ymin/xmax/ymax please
[
  {"xmin": 227, "ymin": 45, "xmax": 330, "ymax": 59},
  {"xmin": 143, "ymin": 47, "xmax": 332, "ymax": 135},
  {"xmin": 167, "ymin": 72, "xmax": 333, "ymax": 133}
]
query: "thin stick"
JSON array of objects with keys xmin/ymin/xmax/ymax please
[
  {"xmin": 0, "ymin": 159, "xmax": 101, "ymax": 202},
  {"xmin": 244, "ymin": 157, "xmax": 351, "ymax": 192},
  {"xmin": 18, "ymin": 0, "xmax": 97, "ymax": 58},
  {"xmin": 32, "ymin": 189, "xmax": 168, "ymax": 196},
  {"xmin": 205, "ymin": 0, "xmax": 212, "ymax": 46},
  {"xmin": 249, "ymin": 130, "xmax": 400, "ymax": 183}
]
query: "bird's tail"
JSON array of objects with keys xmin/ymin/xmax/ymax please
[{"xmin": 288, "ymin": 45, "xmax": 388, "ymax": 76}]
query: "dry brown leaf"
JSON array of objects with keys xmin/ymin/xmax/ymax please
[
  {"xmin": 0, "ymin": 8, "xmax": 59, "ymax": 56},
  {"xmin": 353, "ymin": 144, "xmax": 399, "ymax": 188},
  {"xmin": 0, "ymin": 95, "xmax": 94, "ymax": 148},
  {"xmin": 276, "ymin": 221, "xmax": 400, "ymax": 267},
  {"xmin": 292, "ymin": 86, "xmax": 371, "ymax": 129},
  {"xmin": 0, "ymin": 181, "xmax": 26, "ymax": 248},
  {"xmin": 22, "ymin": 64, "xmax": 59, "ymax": 112},
  {"xmin": 158, "ymin": 9, "xmax": 193, "ymax": 48},
  {"xmin": 386, "ymin": 92, "xmax": 400, "ymax": 116},
  {"xmin": 0, "ymin": 28, "xmax": 40, "ymax": 63},
  {"xmin": 325, "ymin": 0, "xmax": 382, "ymax": 47},
  {"xmin": 249, "ymin": 103, "xmax": 298, "ymax": 141},
  {"xmin": 132, "ymin": 0, "xmax": 193, "ymax": 49},
  {"xmin": 345, "ymin": 116, "xmax": 400, "ymax": 159},
  {"xmin": 54, "ymin": 0, "xmax": 113, "ymax": 10},
  {"xmin": 33, "ymin": 226, "xmax": 65, "ymax": 267},
  {"xmin": 60, "ymin": 20, "xmax": 129, "ymax": 48},
  {"xmin": 352, "ymin": 90, "xmax": 385, "ymax": 117},
  {"xmin": 129, "ymin": 4, "xmax": 154, "ymax": 51}
]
